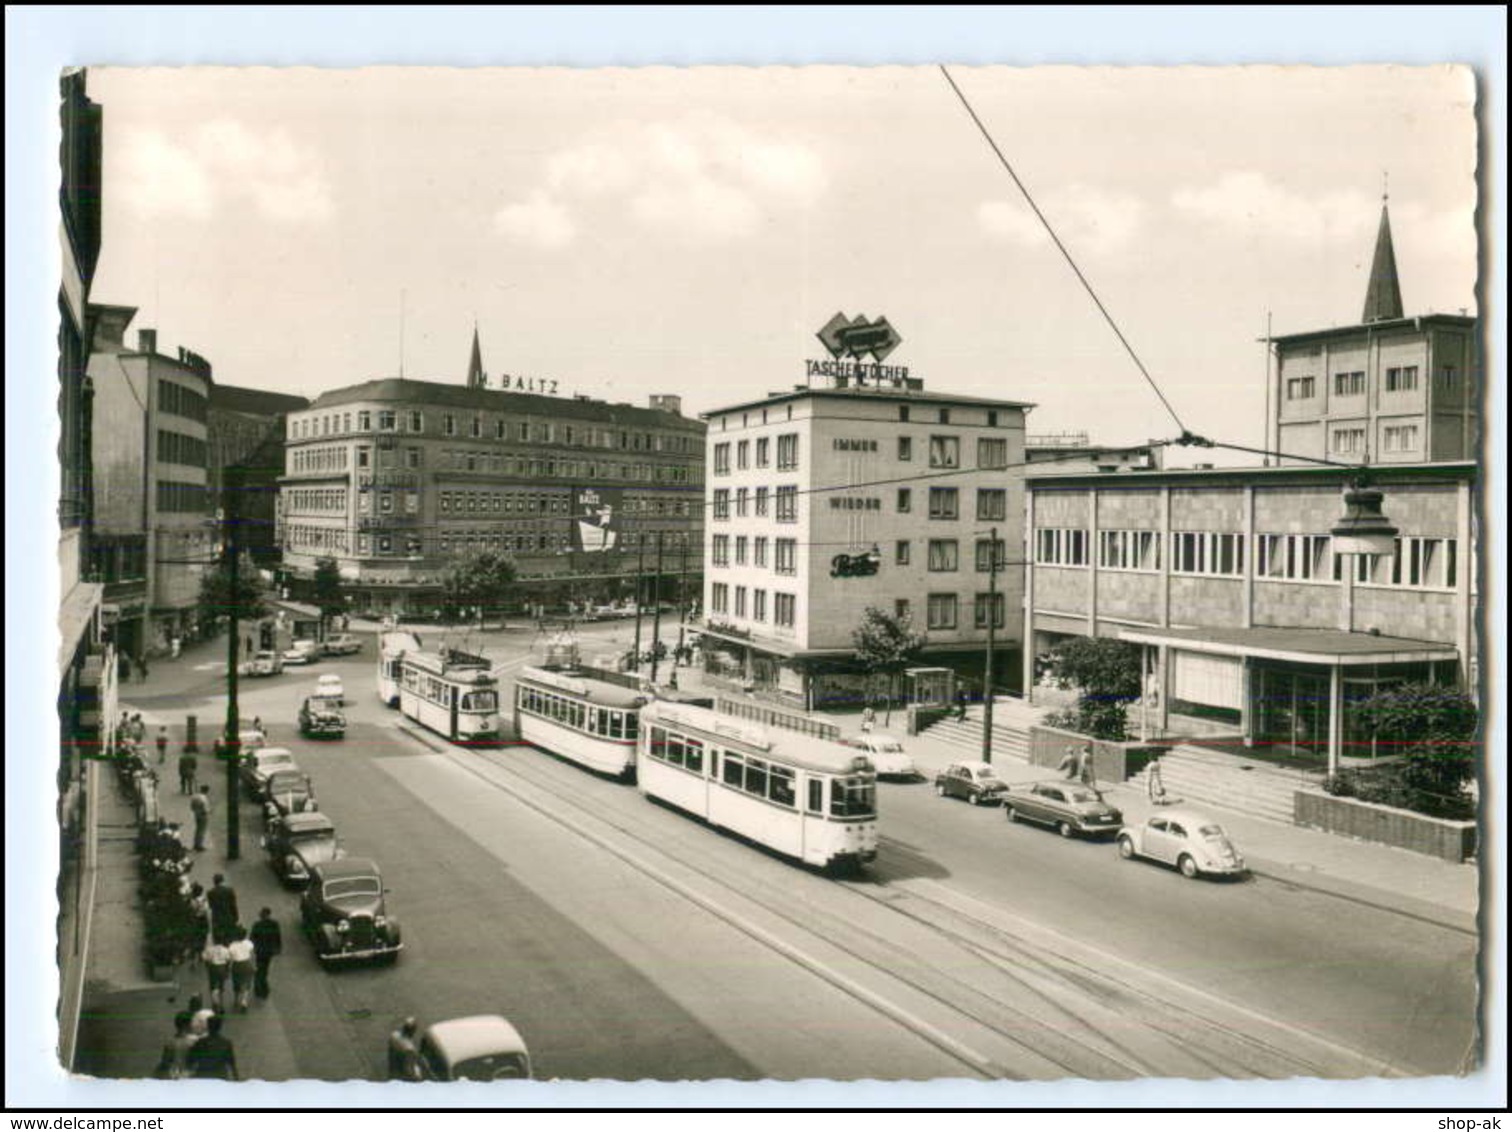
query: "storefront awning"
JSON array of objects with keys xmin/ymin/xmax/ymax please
[
  {"xmin": 58, "ymin": 581, "xmax": 103, "ymax": 679},
  {"xmin": 1116, "ymin": 625, "xmax": 1459, "ymax": 667}
]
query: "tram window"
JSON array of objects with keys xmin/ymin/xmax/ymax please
[
  {"xmin": 592, "ymin": 709, "xmax": 606, "ymax": 735},
  {"xmin": 608, "ymin": 712, "xmax": 623, "ymax": 739},
  {"xmin": 648, "ymin": 726, "xmax": 666, "ymax": 758},
  {"xmin": 625, "ymin": 714, "xmax": 638, "ymax": 740},
  {"xmin": 683, "ymin": 738, "xmax": 704, "ymax": 774},
  {"xmin": 664, "ymin": 735, "xmax": 684, "ymax": 766},
  {"xmin": 830, "ymin": 778, "xmax": 876, "ymax": 819},
  {"xmin": 722, "ymin": 752, "xmax": 745, "ymax": 788},
  {"xmin": 744, "ymin": 757, "xmax": 768, "ymax": 798},
  {"xmin": 571, "ymin": 703, "xmax": 584, "ymax": 729},
  {"xmin": 807, "ymin": 779, "xmax": 824, "ymax": 814},
  {"xmin": 769, "ymin": 766, "xmax": 795, "ymax": 808}
]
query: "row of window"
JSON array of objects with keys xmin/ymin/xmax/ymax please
[
  {"xmin": 158, "ymin": 379, "xmax": 208, "ymax": 424},
  {"xmin": 429, "ymin": 447, "xmax": 694, "ymax": 484},
  {"xmin": 293, "ymin": 409, "xmax": 697, "ymax": 455},
  {"xmin": 284, "ymin": 523, "xmax": 351, "ymax": 554},
  {"xmin": 713, "ymin": 434, "xmax": 1011, "ymax": 476},
  {"xmin": 1287, "ymin": 366, "xmax": 1429, "ymax": 402},
  {"xmin": 716, "ymin": 402, "xmax": 1006, "ymax": 431},
  {"xmin": 517, "ymin": 685, "xmax": 639, "ymax": 740},
  {"xmin": 711, "ymin": 484, "xmax": 1000, "ymax": 524},
  {"xmin": 902, "ymin": 593, "xmax": 1004, "ymax": 631},
  {"xmin": 1329, "ymin": 424, "xmax": 1421, "ymax": 456},
  {"xmin": 286, "ymin": 487, "xmax": 348, "ymax": 514},
  {"xmin": 156, "ymin": 429, "xmax": 206, "ymax": 468},
  {"xmin": 400, "ymin": 666, "xmax": 498, "ymax": 712},
  {"xmin": 155, "ymin": 479, "xmax": 209, "ymax": 515},
  {"xmin": 291, "ymin": 446, "xmax": 349, "ymax": 474}
]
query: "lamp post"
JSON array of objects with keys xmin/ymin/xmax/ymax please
[
  {"xmin": 220, "ymin": 466, "xmax": 244, "ymax": 860},
  {"xmin": 631, "ymin": 533, "xmax": 646, "ymax": 674},
  {"xmin": 650, "ymin": 531, "xmax": 665, "ymax": 684},
  {"xmin": 981, "ymin": 525, "xmax": 999, "ymax": 765}
]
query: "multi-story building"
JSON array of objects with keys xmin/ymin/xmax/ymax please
[
  {"xmin": 1024, "ymin": 461, "xmax": 1477, "ymax": 773},
  {"xmin": 87, "ymin": 308, "xmax": 216, "ymax": 658},
  {"xmin": 207, "ymin": 384, "xmax": 310, "ymax": 566},
  {"xmin": 1270, "ymin": 200, "xmax": 1478, "ymax": 466},
  {"xmin": 278, "ymin": 378, "xmax": 705, "ymax": 615},
  {"xmin": 1026, "ymin": 431, "xmax": 1163, "ymax": 474},
  {"xmin": 699, "ymin": 382, "xmax": 1032, "ymax": 709}
]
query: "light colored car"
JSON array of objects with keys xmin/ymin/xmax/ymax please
[
  {"xmin": 323, "ymin": 633, "xmax": 362, "ymax": 656},
  {"xmin": 241, "ymin": 746, "xmax": 298, "ymax": 800},
  {"xmin": 417, "ymin": 1015, "xmax": 532, "ymax": 1081},
  {"xmin": 239, "ymin": 727, "xmax": 268, "ymax": 753},
  {"xmin": 282, "ymin": 639, "xmax": 320, "ymax": 666},
  {"xmin": 315, "ymin": 673, "xmax": 345, "ymax": 704},
  {"xmin": 934, "ymin": 761, "xmax": 1010, "ymax": 805},
  {"xmin": 238, "ymin": 650, "xmax": 284, "ymax": 677},
  {"xmin": 1117, "ymin": 809, "xmax": 1247, "ymax": 879},
  {"xmin": 1004, "ymin": 781, "xmax": 1124, "ymax": 838},
  {"xmin": 841, "ymin": 734, "xmax": 918, "ymax": 780}
]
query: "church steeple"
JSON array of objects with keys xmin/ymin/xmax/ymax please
[
  {"xmin": 1361, "ymin": 193, "xmax": 1404, "ymax": 324},
  {"xmin": 466, "ymin": 324, "xmax": 487, "ymax": 389}
]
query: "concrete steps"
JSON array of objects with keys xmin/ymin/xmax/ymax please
[
  {"xmin": 1126, "ymin": 744, "xmax": 1321, "ymax": 825},
  {"xmin": 918, "ymin": 698, "xmax": 1040, "ymax": 764}
]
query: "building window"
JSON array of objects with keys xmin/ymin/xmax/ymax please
[
  {"xmin": 711, "ymin": 582, "xmax": 729, "ymax": 614},
  {"xmin": 775, "ymin": 538, "xmax": 797, "ymax": 575},
  {"xmin": 895, "ymin": 598, "xmax": 910, "ymax": 620},
  {"xmin": 378, "ymin": 410, "xmax": 397, "ymax": 430},
  {"xmin": 357, "ymin": 410, "xmax": 372, "ymax": 431},
  {"xmin": 1097, "ymin": 529, "xmax": 1159, "ymax": 572},
  {"xmin": 1035, "ymin": 528, "xmax": 1090, "ymax": 567},
  {"xmin": 754, "ymin": 486, "xmax": 770, "ymax": 517},
  {"xmin": 926, "ymin": 593, "xmax": 957, "ymax": 629},
  {"xmin": 928, "ymin": 436, "xmax": 959, "ymax": 469},
  {"xmin": 755, "ymin": 437, "xmax": 770, "ymax": 467},
  {"xmin": 735, "ymin": 487, "xmax": 749, "ymax": 518},
  {"xmin": 443, "ymin": 414, "xmax": 457, "ymax": 437},
  {"xmin": 775, "ymin": 485, "xmax": 798, "ymax": 523},
  {"xmin": 713, "ymin": 442, "xmax": 730, "ymax": 475},
  {"xmin": 927, "ymin": 539, "xmax": 959, "ymax": 571},
  {"xmin": 977, "ymin": 437, "xmax": 1008, "ymax": 470},
  {"xmin": 1438, "ymin": 365, "xmax": 1459, "ymax": 392},
  {"xmin": 470, "ymin": 416, "xmax": 482, "ymax": 438},
  {"xmin": 713, "ymin": 488, "xmax": 730, "ymax": 520},
  {"xmin": 406, "ymin": 410, "xmax": 422, "ymax": 432},
  {"xmin": 754, "ymin": 537, "xmax": 768, "ymax": 567},
  {"xmin": 356, "ymin": 447, "xmax": 371, "ymax": 468},
  {"xmin": 1331, "ymin": 426, "xmax": 1367, "ymax": 455},
  {"xmin": 1339, "ymin": 536, "xmax": 1457, "ymax": 590},
  {"xmin": 1333, "ymin": 371, "xmax": 1366, "ymax": 397},
  {"xmin": 712, "ymin": 535, "xmax": 729, "ymax": 566},
  {"xmin": 938, "ymin": 408, "xmax": 951, "ymax": 425},
  {"xmin": 895, "ymin": 540, "xmax": 911, "ymax": 566},
  {"xmin": 975, "ymin": 538, "xmax": 1006, "ymax": 573},
  {"xmin": 752, "ymin": 589, "xmax": 767, "ymax": 622},
  {"xmin": 976, "ymin": 488, "xmax": 1006, "ymax": 521},
  {"xmin": 897, "ymin": 487, "xmax": 911, "ymax": 513},
  {"xmin": 736, "ymin": 440, "xmax": 749, "ymax": 470},
  {"xmin": 928, "ymin": 487, "xmax": 959, "ymax": 520},
  {"xmin": 1257, "ymin": 533, "xmax": 1331, "ymax": 581},
  {"xmin": 1286, "ymin": 376, "xmax": 1316, "ymax": 401},
  {"xmin": 987, "ymin": 410, "xmax": 999, "ymax": 427},
  {"xmin": 1170, "ymin": 531, "xmax": 1245, "ymax": 577},
  {"xmin": 1382, "ymin": 424, "xmax": 1420, "ymax": 453},
  {"xmin": 1385, "ymin": 366, "xmax": 1419, "ymax": 392},
  {"xmin": 734, "ymin": 536, "xmax": 748, "ymax": 565},
  {"xmin": 899, "ymin": 406, "xmax": 910, "ymax": 423},
  {"xmin": 776, "ymin": 434, "xmax": 799, "ymax": 470},
  {"xmin": 774, "ymin": 592, "xmax": 796, "ymax": 628},
  {"xmin": 974, "ymin": 592, "xmax": 1005, "ymax": 629},
  {"xmin": 733, "ymin": 586, "xmax": 747, "ymax": 618},
  {"xmin": 897, "ymin": 436, "xmax": 912, "ymax": 462}
]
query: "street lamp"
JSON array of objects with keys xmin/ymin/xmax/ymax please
[
  {"xmin": 1330, "ymin": 479, "xmax": 1399, "ymax": 557},
  {"xmin": 978, "ymin": 525, "xmax": 1001, "ymax": 765}
]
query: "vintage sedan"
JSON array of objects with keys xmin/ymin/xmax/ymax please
[
  {"xmin": 934, "ymin": 761, "xmax": 1010, "ymax": 806},
  {"xmin": 282, "ymin": 639, "xmax": 321, "ymax": 666},
  {"xmin": 417, "ymin": 1015, "xmax": 532, "ymax": 1080},
  {"xmin": 264, "ymin": 810, "xmax": 341, "ymax": 886},
  {"xmin": 314, "ymin": 673, "xmax": 345, "ymax": 705},
  {"xmin": 299, "ymin": 857, "xmax": 403, "ymax": 966},
  {"xmin": 299, "ymin": 695, "xmax": 347, "ymax": 739},
  {"xmin": 238, "ymin": 650, "xmax": 284, "ymax": 677},
  {"xmin": 264, "ymin": 769, "xmax": 319, "ymax": 826},
  {"xmin": 322, "ymin": 633, "xmax": 363, "ymax": 657},
  {"xmin": 1004, "ymin": 781, "xmax": 1124, "ymax": 839},
  {"xmin": 1117, "ymin": 809, "xmax": 1247, "ymax": 879},
  {"xmin": 240, "ymin": 746, "xmax": 299, "ymax": 801},
  {"xmin": 840, "ymin": 734, "xmax": 918, "ymax": 781}
]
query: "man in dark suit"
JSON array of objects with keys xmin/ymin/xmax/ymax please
[
  {"xmin": 186, "ymin": 1014, "xmax": 238, "ymax": 1080},
  {"xmin": 249, "ymin": 907, "xmax": 283, "ymax": 999},
  {"xmin": 207, "ymin": 874, "xmax": 239, "ymax": 945}
]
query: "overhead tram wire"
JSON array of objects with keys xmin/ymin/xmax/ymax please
[{"xmin": 938, "ymin": 65, "xmax": 1189, "ymax": 439}]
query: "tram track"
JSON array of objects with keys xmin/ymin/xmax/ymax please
[{"xmin": 400, "ymin": 723, "xmax": 1404, "ymax": 1080}]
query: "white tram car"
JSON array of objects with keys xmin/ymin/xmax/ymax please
[
  {"xmin": 377, "ymin": 631, "xmax": 423, "ymax": 708},
  {"xmin": 398, "ymin": 647, "xmax": 500, "ymax": 744},
  {"xmin": 512, "ymin": 666, "xmax": 647, "ymax": 780},
  {"xmin": 638, "ymin": 700, "xmax": 879, "ymax": 872}
]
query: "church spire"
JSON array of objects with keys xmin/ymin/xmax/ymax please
[
  {"xmin": 466, "ymin": 323, "xmax": 486, "ymax": 389},
  {"xmin": 1361, "ymin": 192, "xmax": 1404, "ymax": 324}
]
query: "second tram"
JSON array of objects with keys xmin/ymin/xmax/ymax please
[
  {"xmin": 398, "ymin": 647, "xmax": 500, "ymax": 744},
  {"xmin": 512, "ymin": 666, "xmax": 647, "ymax": 780},
  {"xmin": 377, "ymin": 631, "xmax": 423, "ymax": 708}
]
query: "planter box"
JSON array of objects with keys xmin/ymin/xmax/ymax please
[
  {"xmin": 1026, "ymin": 724, "xmax": 1167, "ymax": 783},
  {"xmin": 1294, "ymin": 790, "xmax": 1478, "ymax": 863}
]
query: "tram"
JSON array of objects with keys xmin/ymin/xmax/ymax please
[
  {"xmin": 377, "ymin": 631, "xmax": 423, "ymax": 708},
  {"xmin": 512, "ymin": 666, "xmax": 647, "ymax": 780},
  {"xmin": 398, "ymin": 647, "xmax": 500, "ymax": 744},
  {"xmin": 638, "ymin": 700, "xmax": 879, "ymax": 872}
]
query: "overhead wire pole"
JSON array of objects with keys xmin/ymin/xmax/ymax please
[
  {"xmin": 631, "ymin": 533, "xmax": 646, "ymax": 675},
  {"xmin": 221, "ymin": 465, "xmax": 243, "ymax": 860},
  {"xmin": 650, "ymin": 530, "xmax": 665, "ymax": 684},
  {"xmin": 981, "ymin": 525, "xmax": 999, "ymax": 765}
]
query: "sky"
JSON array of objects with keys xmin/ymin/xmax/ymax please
[{"xmin": 87, "ymin": 64, "xmax": 1479, "ymax": 463}]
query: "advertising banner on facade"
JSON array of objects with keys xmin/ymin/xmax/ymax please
[{"xmin": 571, "ymin": 486, "xmax": 623, "ymax": 553}]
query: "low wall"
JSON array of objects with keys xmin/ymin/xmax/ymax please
[
  {"xmin": 1027, "ymin": 724, "xmax": 1166, "ymax": 783},
  {"xmin": 1294, "ymin": 792, "xmax": 1478, "ymax": 863}
]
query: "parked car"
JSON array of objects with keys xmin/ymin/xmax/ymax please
[
  {"xmin": 299, "ymin": 694, "xmax": 347, "ymax": 739},
  {"xmin": 1117, "ymin": 809, "xmax": 1247, "ymax": 879},
  {"xmin": 323, "ymin": 633, "xmax": 362, "ymax": 657},
  {"xmin": 264, "ymin": 769, "xmax": 318, "ymax": 826},
  {"xmin": 314, "ymin": 673, "xmax": 346, "ymax": 704},
  {"xmin": 238, "ymin": 727, "xmax": 268, "ymax": 753},
  {"xmin": 417, "ymin": 1015, "xmax": 532, "ymax": 1080},
  {"xmin": 238, "ymin": 650, "xmax": 284, "ymax": 677},
  {"xmin": 934, "ymin": 761, "xmax": 1010, "ymax": 805},
  {"xmin": 1003, "ymin": 781, "xmax": 1124, "ymax": 838},
  {"xmin": 282, "ymin": 639, "xmax": 320, "ymax": 666},
  {"xmin": 299, "ymin": 857, "xmax": 403, "ymax": 966},
  {"xmin": 840, "ymin": 734, "xmax": 918, "ymax": 780},
  {"xmin": 240, "ymin": 746, "xmax": 299, "ymax": 801},
  {"xmin": 264, "ymin": 810, "xmax": 341, "ymax": 887}
]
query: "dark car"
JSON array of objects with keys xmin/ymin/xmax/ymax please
[
  {"xmin": 299, "ymin": 857, "xmax": 403, "ymax": 966},
  {"xmin": 264, "ymin": 810, "xmax": 341, "ymax": 886},
  {"xmin": 1004, "ymin": 781, "xmax": 1124, "ymax": 838},
  {"xmin": 933, "ymin": 761, "xmax": 1009, "ymax": 806},
  {"xmin": 299, "ymin": 695, "xmax": 346, "ymax": 739},
  {"xmin": 264, "ymin": 769, "xmax": 318, "ymax": 827},
  {"xmin": 240, "ymin": 747, "xmax": 299, "ymax": 802}
]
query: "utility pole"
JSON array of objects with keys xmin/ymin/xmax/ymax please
[
  {"xmin": 981, "ymin": 525, "xmax": 998, "ymax": 766},
  {"xmin": 672, "ymin": 536, "xmax": 689, "ymax": 688},
  {"xmin": 221, "ymin": 466, "xmax": 243, "ymax": 859},
  {"xmin": 631, "ymin": 532, "xmax": 646, "ymax": 675},
  {"xmin": 650, "ymin": 531, "xmax": 665, "ymax": 684}
]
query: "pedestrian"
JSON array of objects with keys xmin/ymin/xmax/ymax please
[
  {"xmin": 131, "ymin": 713, "xmax": 147, "ymax": 743},
  {"xmin": 186, "ymin": 994, "xmax": 213, "ymax": 1039},
  {"xmin": 178, "ymin": 748, "xmax": 198, "ymax": 795},
  {"xmin": 191, "ymin": 785, "xmax": 212, "ymax": 851},
  {"xmin": 156, "ymin": 725, "xmax": 169, "ymax": 765},
  {"xmin": 171, "ymin": 635, "xmax": 181, "ymax": 659},
  {"xmin": 1058, "ymin": 745, "xmax": 1079, "ymax": 780},
  {"xmin": 249, "ymin": 907, "xmax": 282, "ymax": 1000},
  {"xmin": 187, "ymin": 883, "xmax": 210, "ymax": 964},
  {"xmin": 202, "ymin": 936, "xmax": 231, "ymax": 1012},
  {"xmin": 185, "ymin": 1013, "xmax": 238, "ymax": 1080},
  {"xmin": 860, "ymin": 705, "xmax": 876, "ymax": 734},
  {"xmin": 251, "ymin": 716, "xmax": 264, "ymax": 737},
  {"xmin": 138, "ymin": 655, "xmax": 150, "ymax": 682},
  {"xmin": 1077, "ymin": 743, "xmax": 1096, "ymax": 787},
  {"xmin": 228, "ymin": 925, "xmax": 256, "ymax": 1012},
  {"xmin": 388, "ymin": 1017, "xmax": 422, "ymax": 1081},
  {"xmin": 207, "ymin": 874, "xmax": 239, "ymax": 945},
  {"xmin": 155, "ymin": 1012, "xmax": 196, "ymax": 1079}
]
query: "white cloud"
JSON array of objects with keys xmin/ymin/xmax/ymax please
[
  {"xmin": 115, "ymin": 127, "xmax": 215, "ymax": 219},
  {"xmin": 978, "ymin": 185, "xmax": 1146, "ymax": 256},
  {"xmin": 1172, "ymin": 172, "xmax": 1374, "ymax": 246},
  {"xmin": 494, "ymin": 113, "xmax": 827, "ymax": 246}
]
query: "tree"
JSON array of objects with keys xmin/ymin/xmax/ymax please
[
  {"xmin": 1347, "ymin": 683, "xmax": 1479, "ymax": 819},
  {"xmin": 313, "ymin": 556, "xmax": 346, "ymax": 632},
  {"xmin": 851, "ymin": 605, "xmax": 928, "ymax": 722},
  {"xmin": 442, "ymin": 550, "xmax": 518, "ymax": 629},
  {"xmin": 195, "ymin": 552, "xmax": 269, "ymax": 634},
  {"xmin": 1044, "ymin": 637, "xmax": 1142, "ymax": 740}
]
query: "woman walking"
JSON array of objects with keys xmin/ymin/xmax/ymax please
[
  {"xmin": 228, "ymin": 926, "xmax": 256, "ymax": 1012},
  {"xmin": 202, "ymin": 936, "xmax": 231, "ymax": 1013}
]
